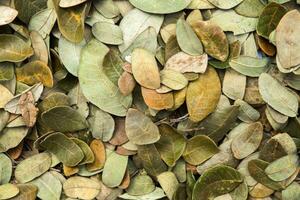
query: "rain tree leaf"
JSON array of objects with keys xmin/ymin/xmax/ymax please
[
  {"xmin": 265, "ymin": 154, "xmax": 299, "ymax": 181},
  {"xmin": 193, "ymin": 21, "xmax": 229, "ymax": 62},
  {"xmin": 127, "ymin": 174, "xmax": 155, "ymax": 196},
  {"xmin": 30, "ymin": 172, "xmax": 62, "ymax": 200},
  {"xmin": 9, "ymin": 184, "xmax": 38, "ymax": 200},
  {"xmin": 40, "ymin": 132, "xmax": 84, "ymax": 167},
  {"xmin": 15, "ymin": 0, "xmax": 47, "ymax": 23},
  {"xmin": 137, "ymin": 144, "xmax": 168, "ymax": 177},
  {"xmin": 176, "ymin": 19, "xmax": 203, "ymax": 56},
  {"xmin": 256, "ymin": 2, "xmax": 287, "ymax": 39},
  {"xmin": 186, "ymin": 67, "xmax": 221, "ymax": 122},
  {"xmin": 88, "ymin": 105, "xmax": 115, "ymax": 142},
  {"xmin": 92, "ymin": 22, "xmax": 123, "ymax": 45},
  {"xmin": 183, "ymin": 135, "xmax": 219, "ymax": 165},
  {"xmin": 157, "ymin": 172, "xmax": 179, "ymax": 199},
  {"xmin": 52, "ymin": 0, "xmax": 86, "ymax": 43},
  {"xmin": 276, "ymin": 10, "xmax": 300, "ymax": 69},
  {"xmin": 28, "ymin": 8, "xmax": 57, "ymax": 39},
  {"xmin": 119, "ymin": 187, "xmax": 166, "ymax": 200},
  {"xmin": 229, "ymin": 56, "xmax": 270, "ymax": 77},
  {"xmin": 155, "ymin": 124, "xmax": 186, "ymax": 167},
  {"xmin": 86, "ymin": 139, "xmax": 106, "ymax": 171},
  {"xmin": 192, "ymin": 165, "xmax": 243, "ymax": 200},
  {"xmin": 259, "ymin": 73, "xmax": 298, "ymax": 117},
  {"xmin": 41, "ymin": 106, "xmax": 88, "ymax": 132},
  {"xmin": 210, "ymin": 10, "xmax": 258, "ymax": 35},
  {"xmin": 102, "ymin": 150, "xmax": 128, "ymax": 188},
  {"xmin": 125, "ymin": 108, "xmax": 160, "ymax": 145},
  {"xmin": 0, "ymin": 153, "xmax": 12, "ymax": 184},
  {"xmin": 58, "ymin": 36, "xmax": 86, "ymax": 77},
  {"xmin": 118, "ymin": 9, "xmax": 163, "ymax": 53},
  {"xmin": 165, "ymin": 52, "xmax": 208, "ymax": 74},
  {"xmin": 231, "ymin": 122, "xmax": 263, "ymax": 159},
  {"xmin": 207, "ymin": 0, "xmax": 244, "ymax": 9},
  {"xmin": 15, "ymin": 152, "xmax": 52, "ymax": 183},
  {"xmin": 79, "ymin": 39, "xmax": 132, "ymax": 116},
  {"xmin": 0, "ymin": 84, "xmax": 13, "ymax": 108},
  {"xmin": 0, "ymin": 127, "xmax": 29, "ymax": 153},
  {"xmin": 0, "ymin": 62, "xmax": 14, "ymax": 81},
  {"xmin": 132, "ymin": 48, "xmax": 161, "ymax": 89},
  {"xmin": 128, "ymin": 0, "xmax": 192, "ymax": 14},
  {"xmin": 0, "ymin": 184, "xmax": 19, "ymax": 199},
  {"xmin": 63, "ymin": 176, "xmax": 101, "ymax": 199},
  {"xmin": 0, "ymin": 5, "xmax": 18, "ymax": 26},
  {"xmin": 0, "ymin": 34, "xmax": 33, "ymax": 62},
  {"xmin": 16, "ymin": 61, "xmax": 53, "ymax": 88}
]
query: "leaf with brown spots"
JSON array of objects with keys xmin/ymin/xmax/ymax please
[
  {"xmin": 16, "ymin": 61, "xmax": 53, "ymax": 87},
  {"xmin": 186, "ymin": 67, "xmax": 221, "ymax": 122},
  {"xmin": 193, "ymin": 21, "xmax": 229, "ymax": 62}
]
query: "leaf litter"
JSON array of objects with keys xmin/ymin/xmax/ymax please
[{"xmin": 0, "ymin": 0, "xmax": 299, "ymax": 200}]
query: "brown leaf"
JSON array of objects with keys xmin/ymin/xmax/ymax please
[
  {"xmin": 118, "ymin": 170, "xmax": 131, "ymax": 189},
  {"xmin": 118, "ymin": 71, "xmax": 136, "ymax": 96},
  {"xmin": 193, "ymin": 21, "xmax": 229, "ymax": 62},
  {"xmin": 109, "ymin": 118, "xmax": 128, "ymax": 146},
  {"xmin": 86, "ymin": 139, "xmax": 106, "ymax": 172},
  {"xmin": 256, "ymin": 34, "xmax": 276, "ymax": 56},
  {"xmin": 18, "ymin": 91, "xmax": 39, "ymax": 127},
  {"xmin": 141, "ymin": 87, "xmax": 174, "ymax": 110}
]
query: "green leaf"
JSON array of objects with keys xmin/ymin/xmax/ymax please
[
  {"xmin": 102, "ymin": 150, "xmax": 128, "ymax": 187},
  {"xmin": 119, "ymin": 187, "xmax": 166, "ymax": 200},
  {"xmin": 0, "ymin": 127, "xmax": 29, "ymax": 153},
  {"xmin": 157, "ymin": 172, "xmax": 179, "ymax": 199},
  {"xmin": 71, "ymin": 138, "xmax": 95, "ymax": 165},
  {"xmin": 183, "ymin": 135, "xmax": 219, "ymax": 165},
  {"xmin": 79, "ymin": 39, "xmax": 132, "ymax": 116},
  {"xmin": 192, "ymin": 165, "xmax": 243, "ymax": 200},
  {"xmin": 122, "ymin": 27, "xmax": 158, "ymax": 59},
  {"xmin": 248, "ymin": 159, "xmax": 283, "ymax": 190},
  {"xmin": 63, "ymin": 176, "xmax": 101, "ymax": 199},
  {"xmin": 9, "ymin": 184, "xmax": 38, "ymax": 200},
  {"xmin": 52, "ymin": 0, "xmax": 86, "ymax": 43},
  {"xmin": 59, "ymin": 0, "xmax": 87, "ymax": 8},
  {"xmin": 160, "ymin": 69, "xmax": 188, "ymax": 90},
  {"xmin": 229, "ymin": 56, "xmax": 270, "ymax": 77},
  {"xmin": 127, "ymin": 174, "xmax": 155, "ymax": 196},
  {"xmin": 256, "ymin": 2, "xmax": 287, "ymax": 39},
  {"xmin": 28, "ymin": 8, "xmax": 57, "ymax": 39},
  {"xmin": 0, "ymin": 34, "xmax": 33, "ymax": 62},
  {"xmin": 231, "ymin": 122, "xmax": 263, "ymax": 159},
  {"xmin": 223, "ymin": 68, "xmax": 246, "ymax": 100},
  {"xmin": 229, "ymin": 181, "xmax": 248, "ymax": 200},
  {"xmin": 265, "ymin": 154, "xmax": 299, "ymax": 181},
  {"xmin": 137, "ymin": 144, "xmax": 168, "ymax": 177},
  {"xmin": 234, "ymin": 99, "xmax": 260, "ymax": 123},
  {"xmin": 88, "ymin": 105, "xmax": 115, "ymax": 142},
  {"xmin": 40, "ymin": 132, "xmax": 84, "ymax": 167},
  {"xmin": 0, "ymin": 153, "xmax": 12, "ymax": 184},
  {"xmin": 15, "ymin": 0, "xmax": 47, "ymax": 23},
  {"xmin": 41, "ymin": 106, "xmax": 88, "ymax": 132},
  {"xmin": 93, "ymin": 0, "xmax": 120, "ymax": 19},
  {"xmin": 276, "ymin": 10, "xmax": 300, "ymax": 69},
  {"xmin": 30, "ymin": 172, "xmax": 62, "ymax": 200},
  {"xmin": 207, "ymin": 0, "xmax": 243, "ymax": 9},
  {"xmin": 186, "ymin": 67, "xmax": 221, "ymax": 122},
  {"xmin": 155, "ymin": 124, "xmax": 186, "ymax": 167},
  {"xmin": 0, "ymin": 184, "xmax": 19, "ymax": 200},
  {"xmin": 234, "ymin": 0, "xmax": 265, "ymax": 18},
  {"xmin": 58, "ymin": 36, "xmax": 86, "ymax": 77},
  {"xmin": 92, "ymin": 22, "xmax": 123, "ymax": 45},
  {"xmin": 259, "ymin": 73, "xmax": 298, "ymax": 117},
  {"xmin": 15, "ymin": 152, "xmax": 52, "ymax": 183},
  {"xmin": 193, "ymin": 21, "xmax": 229, "ymax": 62},
  {"xmin": 128, "ymin": 0, "xmax": 192, "ymax": 14},
  {"xmin": 282, "ymin": 182, "xmax": 300, "ymax": 200},
  {"xmin": 118, "ymin": 9, "xmax": 163, "ymax": 53},
  {"xmin": 125, "ymin": 108, "xmax": 160, "ymax": 145},
  {"xmin": 176, "ymin": 19, "xmax": 203, "ymax": 56},
  {"xmin": 210, "ymin": 10, "xmax": 258, "ymax": 35},
  {"xmin": 0, "ymin": 62, "xmax": 14, "ymax": 81}
]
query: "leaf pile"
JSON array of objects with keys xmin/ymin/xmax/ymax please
[{"xmin": 0, "ymin": 0, "xmax": 300, "ymax": 200}]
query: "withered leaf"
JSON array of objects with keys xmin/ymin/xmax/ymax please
[{"xmin": 141, "ymin": 87, "xmax": 174, "ymax": 110}]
